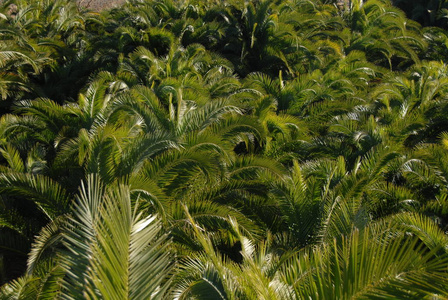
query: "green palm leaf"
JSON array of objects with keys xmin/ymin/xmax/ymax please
[
  {"xmin": 0, "ymin": 173, "xmax": 71, "ymax": 219},
  {"xmin": 283, "ymin": 221, "xmax": 448, "ymax": 299},
  {"xmin": 61, "ymin": 174, "xmax": 174, "ymax": 300}
]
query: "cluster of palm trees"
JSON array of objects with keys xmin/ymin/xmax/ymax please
[{"xmin": 1, "ymin": 0, "xmax": 448, "ymax": 298}]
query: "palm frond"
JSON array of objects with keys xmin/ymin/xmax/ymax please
[
  {"xmin": 61, "ymin": 174, "xmax": 174, "ymax": 300},
  {"xmin": 0, "ymin": 144, "xmax": 25, "ymax": 173},
  {"xmin": 27, "ymin": 216, "xmax": 67, "ymax": 274},
  {"xmin": 0, "ymin": 275, "xmax": 40, "ymax": 299},
  {"xmin": 283, "ymin": 221, "xmax": 448, "ymax": 299},
  {"xmin": 0, "ymin": 173, "xmax": 71, "ymax": 219}
]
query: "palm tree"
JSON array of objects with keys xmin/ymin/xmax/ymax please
[
  {"xmin": 0, "ymin": 29, "xmax": 52, "ymax": 110},
  {"xmin": 61, "ymin": 175, "xmax": 174, "ymax": 299},
  {"xmin": 209, "ymin": 0, "xmax": 297, "ymax": 77},
  {"xmin": 0, "ymin": 142, "xmax": 71, "ymax": 283},
  {"xmin": 284, "ymin": 218, "xmax": 448, "ymax": 298},
  {"xmin": 371, "ymin": 61, "xmax": 448, "ymax": 147},
  {"xmin": 172, "ymin": 209, "xmax": 294, "ymax": 299},
  {"xmin": 344, "ymin": 0, "xmax": 426, "ymax": 69},
  {"xmin": 0, "ymin": 175, "xmax": 175, "ymax": 299},
  {"xmin": 173, "ymin": 205, "xmax": 448, "ymax": 299}
]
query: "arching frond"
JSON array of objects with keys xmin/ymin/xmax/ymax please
[
  {"xmin": 0, "ymin": 173, "xmax": 71, "ymax": 219},
  {"xmin": 283, "ymin": 222, "xmax": 448, "ymax": 299}
]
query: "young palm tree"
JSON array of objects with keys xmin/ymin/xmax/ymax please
[{"xmin": 344, "ymin": 0, "xmax": 426, "ymax": 69}]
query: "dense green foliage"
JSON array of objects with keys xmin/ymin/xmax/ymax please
[{"xmin": 1, "ymin": 0, "xmax": 448, "ymax": 298}]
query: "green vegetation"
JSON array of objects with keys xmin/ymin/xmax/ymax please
[{"xmin": 1, "ymin": 0, "xmax": 448, "ymax": 298}]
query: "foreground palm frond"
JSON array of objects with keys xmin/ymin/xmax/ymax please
[
  {"xmin": 283, "ymin": 220, "xmax": 448, "ymax": 299},
  {"xmin": 61, "ymin": 174, "xmax": 174, "ymax": 300}
]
